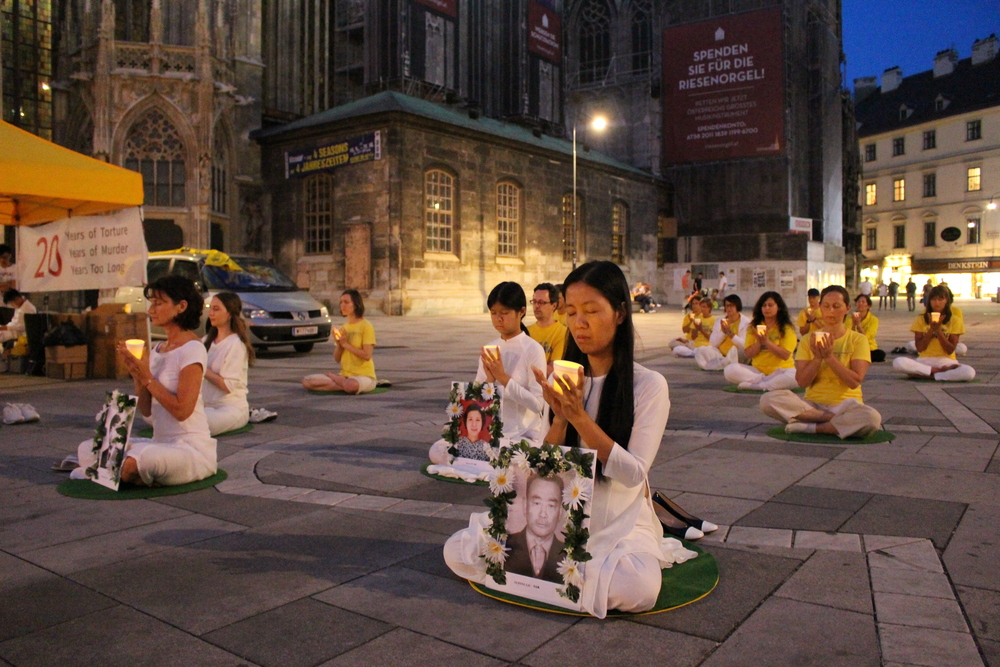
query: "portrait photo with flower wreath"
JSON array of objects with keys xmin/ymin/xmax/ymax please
[
  {"xmin": 427, "ymin": 383, "xmax": 504, "ymax": 477},
  {"xmin": 85, "ymin": 390, "xmax": 139, "ymax": 491}
]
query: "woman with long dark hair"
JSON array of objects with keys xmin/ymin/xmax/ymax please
[
  {"xmin": 302, "ymin": 289, "xmax": 378, "ymax": 394},
  {"xmin": 202, "ymin": 291, "xmax": 254, "ymax": 435},
  {"xmin": 849, "ymin": 294, "xmax": 885, "ymax": 363},
  {"xmin": 443, "ymin": 262, "xmax": 699, "ymax": 617},
  {"xmin": 893, "ymin": 285, "xmax": 975, "ymax": 381},
  {"xmin": 724, "ymin": 291, "xmax": 799, "ymax": 391}
]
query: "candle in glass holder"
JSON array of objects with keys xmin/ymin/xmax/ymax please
[
  {"xmin": 692, "ymin": 318, "xmax": 701, "ymax": 327},
  {"xmin": 483, "ymin": 345, "xmax": 500, "ymax": 361},
  {"xmin": 813, "ymin": 331, "xmax": 829, "ymax": 345},
  {"xmin": 552, "ymin": 360, "xmax": 583, "ymax": 394},
  {"xmin": 332, "ymin": 327, "xmax": 342, "ymax": 340},
  {"xmin": 125, "ymin": 339, "xmax": 145, "ymax": 359},
  {"xmin": 930, "ymin": 312, "xmax": 941, "ymax": 323},
  {"xmin": 756, "ymin": 324, "xmax": 767, "ymax": 337}
]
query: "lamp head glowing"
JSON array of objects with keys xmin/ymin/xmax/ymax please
[
  {"xmin": 989, "ymin": 202, "xmax": 998, "ymax": 210},
  {"xmin": 968, "ymin": 221, "xmax": 978, "ymax": 227},
  {"xmin": 590, "ymin": 116, "xmax": 608, "ymax": 131}
]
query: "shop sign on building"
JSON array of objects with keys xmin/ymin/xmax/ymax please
[
  {"xmin": 911, "ymin": 258, "xmax": 1000, "ymax": 273},
  {"xmin": 527, "ymin": 0, "xmax": 561, "ymax": 63},
  {"xmin": 789, "ymin": 216, "xmax": 812, "ymax": 238},
  {"xmin": 285, "ymin": 132, "xmax": 382, "ymax": 179},
  {"xmin": 413, "ymin": 0, "xmax": 457, "ymax": 18}
]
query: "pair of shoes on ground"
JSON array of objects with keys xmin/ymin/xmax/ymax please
[
  {"xmin": 890, "ymin": 346, "xmax": 910, "ymax": 354},
  {"xmin": 652, "ymin": 491, "xmax": 719, "ymax": 541},
  {"xmin": 3, "ymin": 403, "xmax": 40, "ymax": 425},
  {"xmin": 248, "ymin": 407, "xmax": 278, "ymax": 423},
  {"xmin": 52, "ymin": 454, "xmax": 79, "ymax": 472}
]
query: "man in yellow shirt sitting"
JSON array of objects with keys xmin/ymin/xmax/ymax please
[
  {"xmin": 553, "ymin": 283, "xmax": 568, "ymax": 327},
  {"xmin": 527, "ymin": 283, "xmax": 567, "ymax": 375},
  {"xmin": 797, "ymin": 288, "xmax": 821, "ymax": 335}
]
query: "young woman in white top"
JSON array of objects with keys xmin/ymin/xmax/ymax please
[
  {"xmin": 695, "ymin": 294, "xmax": 750, "ymax": 370},
  {"xmin": 202, "ymin": 291, "xmax": 254, "ymax": 435},
  {"xmin": 72, "ymin": 275, "xmax": 216, "ymax": 486},
  {"xmin": 428, "ymin": 281, "xmax": 546, "ymax": 465},
  {"xmin": 443, "ymin": 262, "xmax": 698, "ymax": 618}
]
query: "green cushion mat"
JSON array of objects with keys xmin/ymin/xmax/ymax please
[
  {"xmin": 470, "ymin": 539, "xmax": 718, "ymax": 617},
  {"xmin": 307, "ymin": 386, "xmax": 391, "ymax": 395},
  {"xmin": 56, "ymin": 470, "xmax": 228, "ymax": 500},
  {"xmin": 419, "ymin": 462, "xmax": 489, "ymax": 486},
  {"xmin": 136, "ymin": 424, "xmax": 253, "ymax": 438},
  {"xmin": 722, "ymin": 385, "xmax": 805, "ymax": 395},
  {"xmin": 901, "ymin": 375, "xmax": 981, "ymax": 383},
  {"xmin": 766, "ymin": 426, "xmax": 895, "ymax": 444}
]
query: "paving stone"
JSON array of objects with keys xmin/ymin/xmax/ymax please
[
  {"xmin": 334, "ymin": 495, "xmax": 404, "ymax": 510},
  {"xmin": 864, "ymin": 535, "xmax": 927, "ymax": 552},
  {"xmin": 874, "ymin": 592, "xmax": 969, "ymax": 632},
  {"xmin": 664, "ymin": 492, "xmax": 762, "ymax": 525},
  {"xmin": 735, "ymin": 502, "xmax": 852, "ymax": 532},
  {"xmin": 768, "ymin": 485, "xmax": 873, "ymax": 512},
  {"xmin": 725, "ymin": 526, "xmax": 793, "ymax": 548},
  {"xmin": 793, "ymin": 531, "xmax": 862, "ymax": 552},
  {"xmin": 868, "ymin": 540, "xmax": 944, "ymax": 574},
  {"xmin": 982, "ymin": 639, "xmax": 1000, "ymax": 667},
  {"xmin": 956, "ymin": 586, "xmax": 1000, "ymax": 643},
  {"xmin": 635, "ymin": 545, "xmax": 801, "ymax": 642},
  {"xmin": 314, "ymin": 566, "xmax": 576, "ymax": 662},
  {"xmin": 0, "ymin": 574, "xmax": 117, "ymax": 642},
  {"xmin": 944, "ymin": 505, "xmax": 1000, "ymax": 593},
  {"xmin": 431, "ymin": 504, "xmax": 483, "ymax": 521},
  {"xmin": 870, "ymin": 568, "xmax": 955, "ymax": 600},
  {"xmin": 383, "ymin": 499, "xmax": 452, "ymax": 516},
  {"xmin": 152, "ymin": 488, "xmax": 327, "ymax": 528},
  {"xmin": 317, "ymin": 627, "xmax": 505, "ymax": 667},
  {"xmin": 840, "ymin": 494, "xmax": 967, "ymax": 549},
  {"xmin": 700, "ymin": 598, "xmax": 879, "ymax": 667},
  {"xmin": 294, "ymin": 490, "xmax": 358, "ymax": 506},
  {"xmin": 203, "ymin": 598, "xmax": 392, "ymax": 667},
  {"xmin": 0, "ymin": 605, "xmax": 248, "ymax": 667},
  {"xmin": 774, "ymin": 550, "xmax": 872, "ymax": 614},
  {"xmin": 521, "ymin": 618, "xmax": 716, "ymax": 667},
  {"xmin": 878, "ymin": 623, "xmax": 984, "ymax": 667}
]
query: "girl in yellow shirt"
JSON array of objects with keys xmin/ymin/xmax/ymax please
[
  {"xmin": 724, "ymin": 291, "xmax": 799, "ymax": 391},
  {"xmin": 848, "ymin": 294, "xmax": 884, "ymax": 362},
  {"xmin": 893, "ymin": 285, "xmax": 975, "ymax": 382},
  {"xmin": 301, "ymin": 289, "xmax": 377, "ymax": 394},
  {"xmin": 760, "ymin": 285, "xmax": 882, "ymax": 439},
  {"xmin": 673, "ymin": 298, "xmax": 716, "ymax": 358}
]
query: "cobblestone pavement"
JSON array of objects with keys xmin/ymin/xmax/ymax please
[{"xmin": 1, "ymin": 300, "xmax": 998, "ymax": 666}]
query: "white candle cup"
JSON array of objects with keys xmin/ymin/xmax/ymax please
[
  {"xmin": 483, "ymin": 345, "xmax": 500, "ymax": 361},
  {"xmin": 125, "ymin": 339, "xmax": 145, "ymax": 359},
  {"xmin": 332, "ymin": 328, "xmax": 342, "ymax": 340},
  {"xmin": 930, "ymin": 312, "xmax": 941, "ymax": 323},
  {"xmin": 692, "ymin": 318, "xmax": 701, "ymax": 327},
  {"xmin": 756, "ymin": 324, "xmax": 767, "ymax": 337},
  {"xmin": 552, "ymin": 360, "xmax": 583, "ymax": 394},
  {"xmin": 813, "ymin": 331, "xmax": 829, "ymax": 345}
]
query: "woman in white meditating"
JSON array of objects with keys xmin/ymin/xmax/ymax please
[
  {"xmin": 695, "ymin": 294, "xmax": 750, "ymax": 370},
  {"xmin": 760, "ymin": 285, "xmax": 882, "ymax": 439},
  {"xmin": 723, "ymin": 291, "xmax": 799, "ymax": 392},
  {"xmin": 72, "ymin": 275, "xmax": 216, "ymax": 486},
  {"xmin": 202, "ymin": 292, "xmax": 253, "ymax": 435},
  {"xmin": 444, "ymin": 262, "xmax": 697, "ymax": 617},
  {"xmin": 429, "ymin": 281, "xmax": 546, "ymax": 465},
  {"xmin": 893, "ymin": 285, "xmax": 975, "ymax": 382},
  {"xmin": 302, "ymin": 289, "xmax": 377, "ymax": 394}
]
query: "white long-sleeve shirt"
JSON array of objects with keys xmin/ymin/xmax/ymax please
[
  {"xmin": 708, "ymin": 313, "xmax": 750, "ymax": 352},
  {"xmin": 475, "ymin": 331, "xmax": 546, "ymax": 443},
  {"xmin": 202, "ymin": 333, "xmax": 249, "ymax": 410},
  {"xmin": 3, "ymin": 299, "xmax": 36, "ymax": 338}
]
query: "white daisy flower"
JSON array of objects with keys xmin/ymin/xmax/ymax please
[
  {"xmin": 483, "ymin": 536, "xmax": 509, "ymax": 565},
  {"xmin": 484, "ymin": 443, "xmax": 499, "ymax": 461},
  {"xmin": 557, "ymin": 557, "xmax": 584, "ymax": 588},
  {"xmin": 510, "ymin": 450, "xmax": 530, "ymax": 471},
  {"xmin": 446, "ymin": 402, "xmax": 463, "ymax": 419},
  {"xmin": 483, "ymin": 384, "xmax": 496, "ymax": 400},
  {"xmin": 562, "ymin": 475, "xmax": 592, "ymax": 511},
  {"xmin": 489, "ymin": 467, "xmax": 515, "ymax": 495}
]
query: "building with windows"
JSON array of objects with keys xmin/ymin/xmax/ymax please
[{"xmin": 855, "ymin": 34, "xmax": 1000, "ymax": 298}]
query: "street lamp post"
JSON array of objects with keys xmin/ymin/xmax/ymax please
[{"xmin": 571, "ymin": 114, "xmax": 608, "ymax": 269}]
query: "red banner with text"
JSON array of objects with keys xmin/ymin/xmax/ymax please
[{"xmin": 527, "ymin": 1, "xmax": 561, "ymax": 64}]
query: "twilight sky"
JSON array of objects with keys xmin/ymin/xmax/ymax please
[{"xmin": 842, "ymin": 0, "xmax": 1000, "ymax": 88}]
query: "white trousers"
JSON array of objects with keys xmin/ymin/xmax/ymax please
[
  {"xmin": 694, "ymin": 346, "xmax": 739, "ymax": 371},
  {"xmin": 724, "ymin": 364, "xmax": 799, "ymax": 391},
  {"xmin": 893, "ymin": 356, "xmax": 976, "ymax": 382},
  {"xmin": 76, "ymin": 438, "xmax": 216, "ymax": 486},
  {"xmin": 204, "ymin": 402, "xmax": 249, "ymax": 436},
  {"xmin": 668, "ymin": 338, "xmax": 689, "ymax": 350},
  {"xmin": 673, "ymin": 345, "xmax": 695, "ymax": 358},
  {"xmin": 905, "ymin": 341, "xmax": 967, "ymax": 356},
  {"xmin": 760, "ymin": 390, "xmax": 882, "ymax": 439}
]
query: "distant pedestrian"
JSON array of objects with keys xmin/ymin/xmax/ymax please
[
  {"xmin": 681, "ymin": 270, "xmax": 691, "ymax": 292},
  {"xmin": 888, "ymin": 279, "xmax": 899, "ymax": 310},
  {"xmin": 718, "ymin": 271, "xmax": 729, "ymax": 299},
  {"xmin": 905, "ymin": 278, "xmax": 917, "ymax": 311},
  {"xmin": 876, "ymin": 282, "xmax": 888, "ymax": 310},
  {"xmin": 858, "ymin": 277, "xmax": 873, "ymax": 298},
  {"xmin": 922, "ymin": 280, "xmax": 932, "ymax": 307},
  {"xmin": 694, "ymin": 272, "xmax": 703, "ymax": 294}
]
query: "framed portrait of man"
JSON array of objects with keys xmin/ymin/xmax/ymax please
[{"xmin": 83, "ymin": 390, "xmax": 138, "ymax": 490}]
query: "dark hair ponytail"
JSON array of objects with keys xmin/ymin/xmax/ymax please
[{"xmin": 487, "ymin": 281, "xmax": 529, "ymax": 335}]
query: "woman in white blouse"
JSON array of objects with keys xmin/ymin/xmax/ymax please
[
  {"xmin": 202, "ymin": 292, "xmax": 253, "ymax": 435},
  {"xmin": 444, "ymin": 262, "xmax": 697, "ymax": 618}
]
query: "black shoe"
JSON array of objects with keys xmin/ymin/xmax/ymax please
[
  {"xmin": 652, "ymin": 502, "xmax": 704, "ymax": 540},
  {"xmin": 653, "ymin": 491, "xmax": 718, "ymax": 533}
]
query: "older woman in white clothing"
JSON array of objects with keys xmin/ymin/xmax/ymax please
[
  {"xmin": 202, "ymin": 291, "xmax": 254, "ymax": 435},
  {"xmin": 443, "ymin": 261, "xmax": 697, "ymax": 618}
]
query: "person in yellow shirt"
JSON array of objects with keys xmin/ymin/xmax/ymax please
[
  {"xmin": 760, "ymin": 285, "xmax": 882, "ymax": 439},
  {"xmin": 848, "ymin": 294, "xmax": 884, "ymax": 362},
  {"xmin": 301, "ymin": 289, "xmax": 377, "ymax": 394},
  {"xmin": 904, "ymin": 285, "xmax": 967, "ymax": 356},
  {"xmin": 724, "ymin": 291, "xmax": 799, "ymax": 391},
  {"xmin": 553, "ymin": 283, "xmax": 568, "ymax": 327},
  {"xmin": 796, "ymin": 288, "xmax": 821, "ymax": 335},
  {"xmin": 893, "ymin": 285, "xmax": 975, "ymax": 381},
  {"xmin": 673, "ymin": 298, "xmax": 716, "ymax": 358},
  {"xmin": 527, "ymin": 282, "xmax": 567, "ymax": 375},
  {"xmin": 669, "ymin": 295, "xmax": 700, "ymax": 352}
]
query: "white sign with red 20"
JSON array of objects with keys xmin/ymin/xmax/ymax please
[{"xmin": 16, "ymin": 207, "xmax": 147, "ymax": 292}]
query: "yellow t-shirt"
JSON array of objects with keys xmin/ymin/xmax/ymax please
[
  {"xmin": 690, "ymin": 315, "xmax": 716, "ymax": 347},
  {"xmin": 745, "ymin": 325, "xmax": 797, "ymax": 375},
  {"xmin": 339, "ymin": 319, "xmax": 376, "ymax": 379},
  {"xmin": 910, "ymin": 314, "xmax": 964, "ymax": 360},
  {"xmin": 554, "ymin": 310, "xmax": 568, "ymax": 327},
  {"xmin": 795, "ymin": 329, "xmax": 870, "ymax": 406},
  {"xmin": 680, "ymin": 313, "xmax": 692, "ymax": 336},
  {"xmin": 845, "ymin": 312, "xmax": 879, "ymax": 351},
  {"xmin": 951, "ymin": 305, "xmax": 963, "ymax": 320},
  {"xmin": 797, "ymin": 307, "xmax": 821, "ymax": 333},
  {"xmin": 528, "ymin": 321, "xmax": 567, "ymax": 364}
]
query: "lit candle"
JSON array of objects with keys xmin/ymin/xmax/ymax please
[
  {"xmin": 483, "ymin": 345, "xmax": 500, "ymax": 361},
  {"xmin": 551, "ymin": 360, "xmax": 583, "ymax": 394},
  {"xmin": 756, "ymin": 324, "xmax": 767, "ymax": 337},
  {"xmin": 930, "ymin": 312, "xmax": 941, "ymax": 323},
  {"xmin": 125, "ymin": 339, "xmax": 145, "ymax": 359}
]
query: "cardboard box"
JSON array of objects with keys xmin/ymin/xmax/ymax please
[
  {"xmin": 46, "ymin": 362, "xmax": 87, "ymax": 380},
  {"xmin": 45, "ymin": 345, "xmax": 88, "ymax": 364},
  {"xmin": 85, "ymin": 312, "xmax": 149, "ymax": 379}
]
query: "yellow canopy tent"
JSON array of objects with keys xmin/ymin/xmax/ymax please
[{"xmin": 0, "ymin": 120, "xmax": 143, "ymax": 226}]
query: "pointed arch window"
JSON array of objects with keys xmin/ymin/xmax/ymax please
[
  {"xmin": 123, "ymin": 109, "xmax": 186, "ymax": 207},
  {"xmin": 578, "ymin": 0, "xmax": 611, "ymax": 84},
  {"xmin": 114, "ymin": 0, "xmax": 150, "ymax": 42},
  {"xmin": 211, "ymin": 133, "xmax": 228, "ymax": 215},
  {"xmin": 630, "ymin": 0, "xmax": 652, "ymax": 73}
]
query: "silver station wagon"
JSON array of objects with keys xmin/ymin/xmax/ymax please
[{"xmin": 115, "ymin": 249, "xmax": 333, "ymax": 352}]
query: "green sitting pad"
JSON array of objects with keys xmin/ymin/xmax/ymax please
[
  {"xmin": 307, "ymin": 386, "xmax": 391, "ymax": 395},
  {"xmin": 722, "ymin": 385, "xmax": 805, "ymax": 395},
  {"xmin": 56, "ymin": 470, "xmax": 228, "ymax": 500},
  {"xmin": 766, "ymin": 426, "xmax": 895, "ymax": 444},
  {"xmin": 419, "ymin": 462, "xmax": 489, "ymax": 486},
  {"xmin": 470, "ymin": 540, "xmax": 718, "ymax": 617},
  {"xmin": 136, "ymin": 424, "xmax": 253, "ymax": 438},
  {"xmin": 901, "ymin": 376, "xmax": 981, "ymax": 383}
]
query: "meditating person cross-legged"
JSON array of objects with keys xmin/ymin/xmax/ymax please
[
  {"xmin": 302, "ymin": 289, "xmax": 377, "ymax": 394},
  {"xmin": 71, "ymin": 275, "xmax": 217, "ymax": 486},
  {"xmin": 759, "ymin": 285, "xmax": 882, "ymax": 439},
  {"xmin": 443, "ymin": 261, "xmax": 697, "ymax": 618},
  {"xmin": 202, "ymin": 292, "xmax": 254, "ymax": 436},
  {"xmin": 848, "ymin": 294, "xmax": 885, "ymax": 363},
  {"xmin": 673, "ymin": 297, "xmax": 715, "ymax": 358},
  {"xmin": 724, "ymin": 291, "xmax": 799, "ymax": 392},
  {"xmin": 695, "ymin": 294, "xmax": 749, "ymax": 371},
  {"xmin": 893, "ymin": 285, "xmax": 975, "ymax": 382}
]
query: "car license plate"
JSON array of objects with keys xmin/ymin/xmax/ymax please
[{"xmin": 292, "ymin": 326, "xmax": 318, "ymax": 337}]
